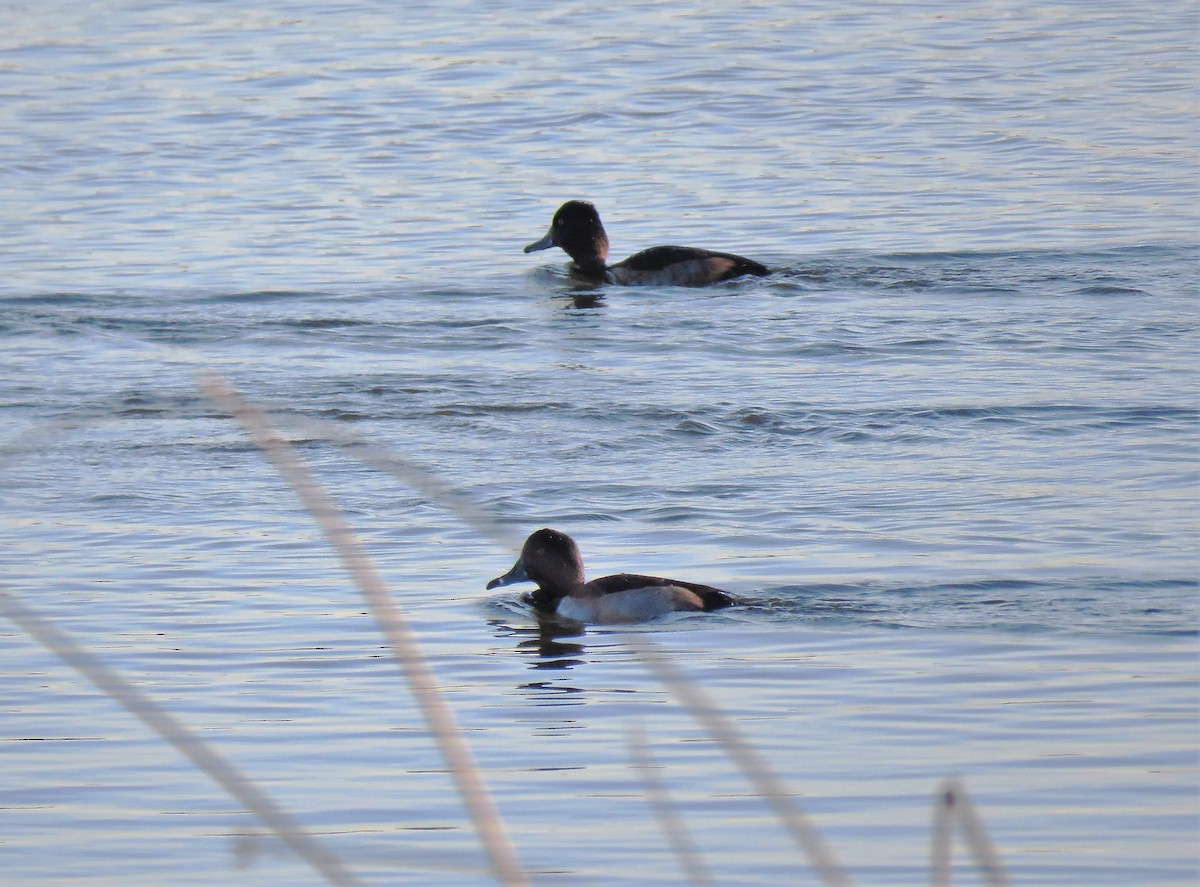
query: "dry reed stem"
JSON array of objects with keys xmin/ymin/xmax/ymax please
[
  {"xmin": 0, "ymin": 586, "xmax": 362, "ymax": 887},
  {"xmin": 930, "ymin": 779, "xmax": 1011, "ymax": 887},
  {"xmin": 274, "ymin": 414, "xmax": 523, "ymax": 551},
  {"xmin": 626, "ymin": 720, "xmax": 715, "ymax": 886},
  {"xmin": 198, "ymin": 371, "xmax": 529, "ymax": 887},
  {"xmin": 627, "ymin": 635, "xmax": 854, "ymax": 887},
  {"xmin": 930, "ymin": 781, "xmax": 954, "ymax": 887}
]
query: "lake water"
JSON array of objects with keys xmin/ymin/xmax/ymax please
[{"xmin": 1, "ymin": 1, "xmax": 1197, "ymax": 885}]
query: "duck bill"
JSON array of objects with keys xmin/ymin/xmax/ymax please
[
  {"xmin": 524, "ymin": 228, "xmax": 556, "ymax": 254},
  {"xmin": 486, "ymin": 558, "xmax": 529, "ymax": 590}
]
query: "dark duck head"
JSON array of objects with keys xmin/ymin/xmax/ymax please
[{"xmin": 524, "ymin": 200, "xmax": 611, "ymax": 279}]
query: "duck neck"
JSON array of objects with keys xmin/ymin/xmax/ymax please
[
  {"xmin": 570, "ymin": 255, "xmax": 609, "ymax": 280},
  {"xmin": 565, "ymin": 223, "xmax": 609, "ymax": 281},
  {"xmin": 526, "ymin": 587, "xmax": 566, "ymax": 612}
]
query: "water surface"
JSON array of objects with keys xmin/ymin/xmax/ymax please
[{"xmin": 1, "ymin": 2, "xmax": 1197, "ymax": 885}]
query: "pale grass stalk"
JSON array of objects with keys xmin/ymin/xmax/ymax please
[
  {"xmin": 198, "ymin": 371, "xmax": 528, "ymax": 887},
  {"xmin": 930, "ymin": 779, "xmax": 1010, "ymax": 887},
  {"xmin": 0, "ymin": 586, "xmax": 361, "ymax": 887},
  {"xmin": 626, "ymin": 720, "xmax": 715, "ymax": 887},
  {"xmin": 277, "ymin": 414, "xmax": 522, "ymax": 551},
  {"xmin": 930, "ymin": 782, "xmax": 954, "ymax": 887},
  {"xmin": 627, "ymin": 635, "xmax": 854, "ymax": 887}
]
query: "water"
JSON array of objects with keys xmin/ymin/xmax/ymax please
[{"xmin": 2, "ymin": 1, "xmax": 1197, "ymax": 885}]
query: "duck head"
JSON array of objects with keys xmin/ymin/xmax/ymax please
[
  {"xmin": 486, "ymin": 528, "xmax": 586, "ymax": 595},
  {"xmin": 524, "ymin": 201, "xmax": 610, "ymax": 272}
]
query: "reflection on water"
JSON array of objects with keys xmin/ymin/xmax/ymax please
[{"xmin": 501, "ymin": 618, "xmax": 588, "ymax": 669}]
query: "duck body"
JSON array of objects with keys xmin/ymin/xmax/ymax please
[
  {"xmin": 524, "ymin": 200, "xmax": 768, "ymax": 287},
  {"xmin": 487, "ymin": 528, "xmax": 736, "ymax": 625}
]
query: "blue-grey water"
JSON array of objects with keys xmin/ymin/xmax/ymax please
[{"xmin": 1, "ymin": 2, "xmax": 1197, "ymax": 885}]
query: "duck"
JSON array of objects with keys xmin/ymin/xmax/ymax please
[
  {"xmin": 486, "ymin": 528, "xmax": 736, "ymax": 624},
  {"xmin": 524, "ymin": 200, "xmax": 769, "ymax": 287}
]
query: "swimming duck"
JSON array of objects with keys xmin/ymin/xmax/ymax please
[
  {"xmin": 524, "ymin": 200, "xmax": 769, "ymax": 287},
  {"xmin": 486, "ymin": 528, "xmax": 736, "ymax": 624}
]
